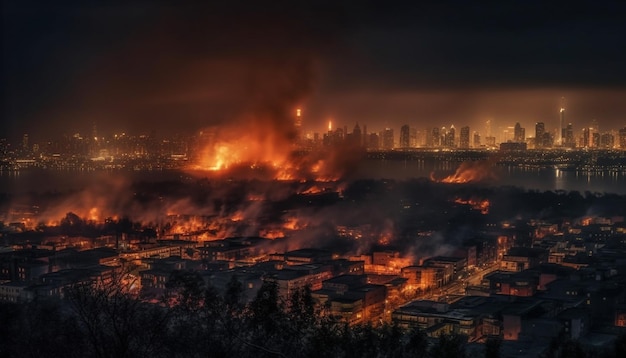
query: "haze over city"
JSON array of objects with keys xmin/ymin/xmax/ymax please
[
  {"xmin": 3, "ymin": 1, "xmax": 626, "ymax": 142},
  {"xmin": 4, "ymin": 2, "xmax": 626, "ymax": 358}
]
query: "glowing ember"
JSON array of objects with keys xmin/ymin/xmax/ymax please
[{"xmin": 454, "ymin": 198, "xmax": 490, "ymax": 214}]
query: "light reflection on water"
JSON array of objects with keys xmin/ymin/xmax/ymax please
[{"xmin": 1, "ymin": 162, "xmax": 626, "ymax": 195}]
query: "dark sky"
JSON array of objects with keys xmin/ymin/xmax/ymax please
[{"xmin": 3, "ymin": 0, "xmax": 626, "ymax": 142}]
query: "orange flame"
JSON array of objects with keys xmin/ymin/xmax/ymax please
[
  {"xmin": 454, "ymin": 198, "xmax": 490, "ymax": 214},
  {"xmin": 431, "ymin": 160, "xmax": 497, "ymax": 184}
]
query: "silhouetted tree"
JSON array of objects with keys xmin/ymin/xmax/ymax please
[{"xmin": 485, "ymin": 337, "xmax": 501, "ymax": 358}]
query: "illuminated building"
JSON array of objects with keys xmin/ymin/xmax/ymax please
[
  {"xmin": 535, "ymin": 122, "xmax": 545, "ymax": 148},
  {"xmin": 368, "ymin": 132, "xmax": 379, "ymax": 149},
  {"xmin": 382, "ymin": 128, "xmax": 394, "ymax": 150},
  {"xmin": 513, "ymin": 122, "xmax": 525, "ymax": 143},
  {"xmin": 582, "ymin": 127, "xmax": 590, "ymax": 148},
  {"xmin": 295, "ymin": 108, "xmax": 302, "ymax": 132},
  {"xmin": 600, "ymin": 133, "xmax": 614, "ymax": 148},
  {"xmin": 459, "ymin": 126, "xmax": 470, "ymax": 149},
  {"xmin": 473, "ymin": 131, "xmax": 481, "ymax": 147},
  {"xmin": 559, "ymin": 97, "xmax": 566, "ymax": 146},
  {"xmin": 620, "ymin": 127, "xmax": 626, "ymax": 149},
  {"xmin": 352, "ymin": 123, "xmax": 362, "ymax": 146},
  {"xmin": 399, "ymin": 124, "xmax": 410, "ymax": 148},
  {"xmin": 430, "ymin": 127, "xmax": 440, "ymax": 147},
  {"xmin": 564, "ymin": 123, "xmax": 575, "ymax": 148}
]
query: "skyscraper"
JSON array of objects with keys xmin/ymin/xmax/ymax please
[
  {"xmin": 431, "ymin": 127, "xmax": 440, "ymax": 147},
  {"xmin": 535, "ymin": 122, "xmax": 545, "ymax": 148},
  {"xmin": 295, "ymin": 109, "xmax": 303, "ymax": 144},
  {"xmin": 399, "ymin": 124, "xmax": 410, "ymax": 148},
  {"xmin": 473, "ymin": 131, "xmax": 481, "ymax": 147},
  {"xmin": 559, "ymin": 97, "xmax": 566, "ymax": 146},
  {"xmin": 565, "ymin": 123, "xmax": 575, "ymax": 148},
  {"xmin": 459, "ymin": 126, "xmax": 470, "ymax": 149},
  {"xmin": 619, "ymin": 127, "xmax": 626, "ymax": 149},
  {"xmin": 513, "ymin": 122, "xmax": 525, "ymax": 143},
  {"xmin": 382, "ymin": 128, "xmax": 394, "ymax": 150},
  {"xmin": 352, "ymin": 123, "xmax": 362, "ymax": 146}
]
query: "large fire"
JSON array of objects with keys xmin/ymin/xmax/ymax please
[
  {"xmin": 453, "ymin": 198, "xmax": 490, "ymax": 215},
  {"xmin": 431, "ymin": 160, "xmax": 497, "ymax": 184}
]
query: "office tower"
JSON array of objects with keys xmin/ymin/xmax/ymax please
[
  {"xmin": 590, "ymin": 119, "xmax": 599, "ymax": 148},
  {"xmin": 600, "ymin": 133, "xmax": 614, "ymax": 148},
  {"xmin": 535, "ymin": 122, "xmax": 545, "ymax": 148},
  {"xmin": 514, "ymin": 122, "xmax": 525, "ymax": 143},
  {"xmin": 352, "ymin": 123, "xmax": 362, "ymax": 146},
  {"xmin": 363, "ymin": 125, "xmax": 368, "ymax": 147},
  {"xmin": 619, "ymin": 128, "xmax": 626, "ymax": 149},
  {"xmin": 431, "ymin": 127, "xmax": 440, "ymax": 147},
  {"xmin": 446, "ymin": 125, "xmax": 456, "ymax": 147},
  {"xmin": 399, "ymin": 124, "xmax": 410, "ymax": 148},
  {"xmin": 382, "ymin": 128, "xmax": 394, "ymax": 150},
  {"xmin": 294, "ymin": 108, "xmax": 304, "ymax": 144},
  {"xmin": 473, "ymin": 131, "xmax": 481, "ymax": 148},
  {"xmin": 368, "ymin": 132, "xmax": 380, "ymax": 150},
  {"xmin": 22, "ymin": 134, "xmax": 29, "ymax": 151},
  {"xmin": 582, "ymin": 128, "xmax": 590, "ymax": 148},
  {"xmin": 559, "ymin": 97, "xmax": 566, "ymax": 146},
  {"xmin": 459, "ymin": 126, "xmax": 470, "ymax": 149},
  {"xmin": 565, "ymin": 123, "xmax": 575, "ymax": 148}
]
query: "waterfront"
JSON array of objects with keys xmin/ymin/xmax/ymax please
[{"xmin": 2, "ymin": 160, "xmax": 626, "ymax": 195}]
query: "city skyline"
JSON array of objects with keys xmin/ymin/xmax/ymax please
[{"xmin": 3, "ymin": 1, "xmax": 626, "ymax": 143}]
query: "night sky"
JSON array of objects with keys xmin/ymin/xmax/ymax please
[{"xmin": 3, "ymin": 1, "xmax": 626, "ymax": 142}]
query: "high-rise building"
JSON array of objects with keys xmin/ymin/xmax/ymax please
[
  {"xmin": 382, "ymin": 128, "xmax": 394, "ymax": 150},
  {"xmin": 535, "ymin": 122, "xmax": 545, "ymax": 148},
  {"xmin": 473, "ymin": 131, "xmax": 481, "ymax": 148},
  {"xmin": 582, "ymin": 128, "xmax": 590, "ymax": 148},
  {"xmin": 368, "ymin": 132, "xmax": 380, "ymax": 150},
  {"xmin": 565, "ymin": 123, "xmax": 575, "ymax": 148},
  {"xmin": 600, "ymin": 133, "xmax": 614, "ymax": 148},
  {"xmin": 445, "ymin": 125, "xmax": 456, "ymax": 148},
  {"xmin": 590, "ymin": 119, "xmax": 599, "ymax": 148},
  {"xmin": 410, "ymin": 128, "xmax": 418, "ymax": 147},
  {"xmin": 559, "ymin": 97, "xmax": 566, "ymax": 146},
  {"xmin": 431, "ymin": 127, "xmax": 440, "ymax": 147},
  {"xmin": 459, "ymin": 126, "xmax": 470, "ymax": 149},
  {"xmin": 399, "ymin": 125, "xmax": 410, "ymax": 148},
  {"xmin": 352, "ymin": 123, "xmax": 362, "ymax": 146},
  {"xmin": 22, "ymin": 134, "xmax": 29, "ymax": 151},
  {"xmin": 513, "ymin": 123, "xmax": 525, "ymax": 143},
  {"xmin": 619, "ymin": 127, "xmax": 626, "ymax": 149},
  {"xmin": 535, "ymin": 122, "xmax": 546, "ymax": 148},
  {"xmin": 295, "ymin": 109, "xmax": 303, "ymax": 143}
]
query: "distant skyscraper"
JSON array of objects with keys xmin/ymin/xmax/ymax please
[
  {"xmin": 619, "ymin": 128, "xmax": 626, "ymax": 149},
  {"xmin": 485, "ymin": 119, "xmax": 492, "ymax": 137},
  {"xmin": 382, "ymin": 128, "xmax": 394, "ymax": 150},
  {"xmin": 22, "ymin": 133, "xmax": 29, "ymax": 151},
  {"xmin": 513, "ymin": 122, "xmax": 525, "ymax": 143},
  {"xmin": 582, "ymin": 127, "xmax": 590, "ymax": 148},
  {"xmin": 295, "ymin": 109, "xmax": 303, "ymax": 144},
  {"xmin": 431, "ymin": 127, "xmax": 440, "ymax": 147},
  {"xmin": 368, "ymin": 132, "xmax": 380, "ymax": 150},
  {"xmin": 559, "ymin": 97, "xmax": 566, "ymax": 146},
  {"xmin": 399, "ymin": 124, "xmax": 410, "ymax": 148},
  {"xmin": 447, "ymin": 125, "xmax": 456, "ymax": 147},
  {"xmin": 473, "ymin": 131, "xmax": 481, "ymax": 147},
  {"xmin": 352, "ymin": 123, "xmax": 362, "ymax": 146},
  {"xmin": 565, "ymin": 123, "xmax": 575, "ymax": 148},
  {"xmin": 535, "ymin": 122, "xmax": 545, "ymax": 148},
  {"xmin": 459, "ymin": 126, "xmax": 470, "ymax": 149}
]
